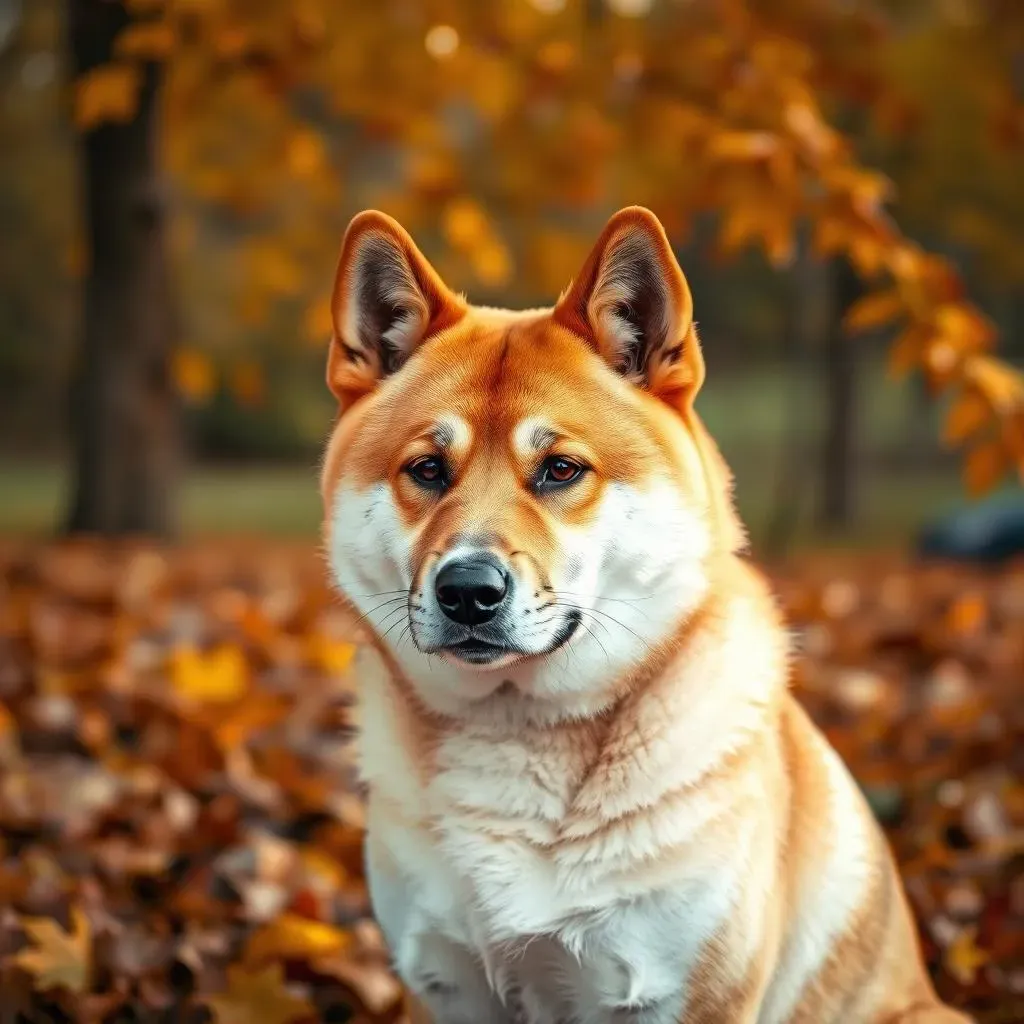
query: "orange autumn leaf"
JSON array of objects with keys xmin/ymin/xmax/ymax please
[
  {"xmin": 243, "ymin": 913, "xmax": 353, "ymax": 967},
  {"xmin": 965, "ymin": 355, "xmax": 1024, "ymax": 414},
  {"xmin": 943, "ymin": 390, "xmax": 991, "ymax": 447},
  {"xmin": 286, "ymin": 128, "xmax": 326, "ymax": 178},
  {"xmin": 74, "ymin": 63, "xmax": 141, "ymax": 131},
  {"xmin": 171, "ymin": 644, "xmax": 249, "ymax": 704},
  {"xmin": 308, "ymin": 635, "xmax": 357, "ymax": 675},
  {"xmin": 843, "ymin": 289, "xmax": 904, "ymax": 333},
  {"xmin": 204, "ymin": 963, "xmax": 314, "ymax": 1024},
  {"xmin": 963, "ymin": 439, "xmax": 1008, "ymax": 498},
  {"xmin": 172, "ymin": 348, "xmax": 216, "ymax": 403},
  {"xmin": 213, "ymin": 693, "xmax": 291, "ymax": 751},
  {"xmin": 113, "ymin": 20, "xmax": 176, "ymax": 60},
  {"xmin": 13, "ymin": 906, "xmax": 91, "ymax": 994},
  {"xmin": 442, "ymin": 198, "xmax": 490, "ymax": 250}
]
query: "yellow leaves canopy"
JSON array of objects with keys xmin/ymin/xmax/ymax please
[{"xmin": 73, "ymin": 0, "xmax": 1024, "ymax": 495}]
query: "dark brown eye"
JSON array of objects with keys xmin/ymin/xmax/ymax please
[
  {"xmin": 536, "ymin": 456, "xmax": 586, "ymax": 490},
  {"xmin": 407, "ymin": 456, "xmax": 448, "ymax": 491}
]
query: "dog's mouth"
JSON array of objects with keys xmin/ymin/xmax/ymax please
[
  {"xmin": 435, "ymin": 610, "xmax": 583, "ymax": 667},
  {"xmin": 442, "ymin": 638, "xmax": 510, "ymax": 665}
]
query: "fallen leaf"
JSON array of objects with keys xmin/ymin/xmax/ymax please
[
  {"xmin": 243, "ymin": 912, "xmax": 353, "ymax": 966},
  {"xmin": 13, "ymin": 905, "xmax": 91, "ymax": 994},
  {"xmin": 171, "ymin": 644, "xmax": 249, "ymax": 704},
  {"xmin": 205, "ymin": 962, "xmax": 315, "ymax": 1024}
]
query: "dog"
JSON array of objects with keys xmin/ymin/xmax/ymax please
[{"xmin": 320, "ymin": 207, "xmax": 970, "ymax": 1023}]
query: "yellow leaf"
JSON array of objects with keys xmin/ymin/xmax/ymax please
[
  {"xmin": 443, "ymin": 198, "xmax": 490, "ymax": 251},
  {"xmin": 964, "ymin": 355, "xmax": 1024, "ymax": 414},
  {"xmin": 943, "ymin": 391, "xmax": 991, "ymax": 446},
  {"xmin": 74, "ymin": 63, "xmax": 141, "ymax": 131},
  {"xmin": 843, "ymin": 290, "xmax": 903, "ymax": 333},
  {"xmin": 308, "ymin": 635, "xmax": 357, "ymax": 675},
  {"xmin": 170, "ymin": 644, "xmax": 249, "ymax": 704},
  {"xmin": 205, "ymin": 963, "xmax": 314, "ymax": 1024},
  {"xmin": 963, "ymin": 439, "xmax": 1008, "ymax": 497},
  {"xmin": 944, "ymin": 926, "xmax": 989, "ymax": 986},
  {"xmin": 14, "ymin": 906, "xmax": 91, "ymax": 994},
  {"xmin": 172, "ymin": 348, "xmax": 216, "ymax": 402},
  {"xmin": 934, "ymin": 304, "xmax": 995, "ymax": 353},
  {"xmin": 473, "ymin": 239, "xmax": 513, "ymax": 288},
  {"xmin": 243, "ymin": 913, "xmax": 353, "ymax": 967},
  {"xmin": 114, "ymin": 20, "xmax": 176, "ymax": 60}
]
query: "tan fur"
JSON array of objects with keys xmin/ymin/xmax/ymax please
[{"xmin": 320, "ymin": 208, "xmax": 971, "ymax": 1024}]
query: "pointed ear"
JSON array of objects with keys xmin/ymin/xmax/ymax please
[
  {"xmin": 327, "ymin": 211, "xmax": 466, "ymax": 408},
  {"xmin": 553, "ymin": 206, "xmax": 704, "ymax": 407}
]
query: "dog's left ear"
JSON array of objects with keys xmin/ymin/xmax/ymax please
[{"xmin": 553, "ymin": 206, "xmax": 704, "ymax": 407}]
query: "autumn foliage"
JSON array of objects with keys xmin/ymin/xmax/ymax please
[
  {"xmin": 68, "ymin": 0, "xmax": 1024, "ymax": 496},
  {"xmin": 0, "ymin": 539, "xmax": 1021, "ymax": 1021}
]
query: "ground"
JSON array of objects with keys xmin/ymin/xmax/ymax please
[{"xmin": 0, "ymin": 538, "xmax": 1021, "ymax": 1023}]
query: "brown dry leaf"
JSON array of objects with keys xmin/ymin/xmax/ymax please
[
  {"xmin": 13, "ymin": 905, "xmax": 91, "ymax": 994},
  {"xmin": 205, "ymin": 962, "xmax": 315, "ymax": 1024}
]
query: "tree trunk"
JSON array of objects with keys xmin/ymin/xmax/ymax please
[
  {"xmin": 765, "ymin": 224, "xmax": 824, "ymax": 554},
  {"xmin": 817, "ymin": 258, "xmax": 862, "ymax": 530},
  {"xmin": 64, "ymin": 0, "xmax": 179, "ymax": 536}
]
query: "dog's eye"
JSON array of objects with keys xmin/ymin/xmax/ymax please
[
  {"xmin": 406, "ymin": 456, "xmax": 449, "ymax": 491},
  {"xmin": 536, "ymin": 456, "xmax": 586, "ymax": 490}
]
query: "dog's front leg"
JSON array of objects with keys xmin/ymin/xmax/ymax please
[{"xmin": 365, "ymin": 821, "xmax": 514, "ymax": 1023}]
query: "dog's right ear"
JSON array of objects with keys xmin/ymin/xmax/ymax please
[{"xmin": 327, "ymin": 211, "xmax": 466, "ymax": 410}]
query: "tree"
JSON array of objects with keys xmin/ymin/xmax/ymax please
[
  {"xmin": 62, "ymin": 0, "xmax": 1024, "ymax": 535},
  {"xmin": 65, "ymin": 0, "xmax": 178, "ymax": 534}
]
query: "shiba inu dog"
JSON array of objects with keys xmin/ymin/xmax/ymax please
[{"xmin": 320, "ymin": 207, "xmax": 970, "ymax": 1023}]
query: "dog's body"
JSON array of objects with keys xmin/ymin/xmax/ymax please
[{"xmin": 320, "ymin": 208, "xmax": 969, "ymax": 1023}]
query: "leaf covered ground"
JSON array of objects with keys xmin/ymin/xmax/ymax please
[{"xmin": 0, "ymin": 540, "xmax": 1021, "ymax": 1023}]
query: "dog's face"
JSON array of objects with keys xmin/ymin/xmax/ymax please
[{"xmin": 321, "ymin": 207, "xmax": 743, "ymax": 719}]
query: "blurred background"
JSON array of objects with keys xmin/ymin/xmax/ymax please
[
  {"xmin": 0, "ymin": 1, "xmax": 1022, "ymax": 1022},
  {"xmin": 1, "ymin": 0, "xmax": 1022, "ymax": 547}
]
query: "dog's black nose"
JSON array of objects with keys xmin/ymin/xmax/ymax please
[{"xmin": 434, "ymin": 557, "xmax": 510, "ymax": 626}]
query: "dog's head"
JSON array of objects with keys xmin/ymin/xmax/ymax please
[{"xmin": 321, "ymin": 207, "xmax": 744, "ymax": 720}]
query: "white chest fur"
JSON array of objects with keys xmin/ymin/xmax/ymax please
[{"xmin": 361, "ymin": 690, "xmax": 749, "ymax": 1024}]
